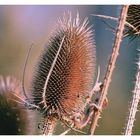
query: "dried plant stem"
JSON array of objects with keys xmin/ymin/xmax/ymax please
[
  {"xmin": 89, "ymin": 5, "xmax": 129, "ymax": 135},
  {"xmin": 123, "ymin": 53, "xmax": 140, "ymax": 135}
]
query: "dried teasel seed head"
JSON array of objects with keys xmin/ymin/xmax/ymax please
[
  {"xmin": 0, "ymin": 76, "xmax": 29, "ymax": 134},
  {"xmin": 31, "ymin": 12, "xmax": 96, "ymax": 134},
  {"xmin": 126, "ymin": 5, "xmax": 140, "ymax": 38}
]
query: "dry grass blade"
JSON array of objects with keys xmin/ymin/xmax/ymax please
[{"xmin": 89, "ymin": 5, "xmax": 129, "ymax": 135}]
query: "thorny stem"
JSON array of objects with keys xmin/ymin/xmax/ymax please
[
  {"xmin": 89, "ymin": 5, "xmax": 129, "ymax": 135},
  {"xmin": 123, "ymin": 52, "xmax": 140, "ymax": 135}
]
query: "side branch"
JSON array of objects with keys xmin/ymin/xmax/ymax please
[{"xmin": 89, "ymin": 5, "xmax": 129, "ymax": 135}]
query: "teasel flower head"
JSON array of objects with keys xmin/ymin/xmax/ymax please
[{"xmin": 31, "ymin": 12, "xmax": 96, "ymax": 134}]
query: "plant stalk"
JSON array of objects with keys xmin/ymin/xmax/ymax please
[{"xmin": 89, "ymin": 5, "xmax": 129, "ymax": 135}]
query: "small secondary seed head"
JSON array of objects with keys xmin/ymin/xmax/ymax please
[{"xmin": 0, "ymin": 76, "xmax": 29, "ymax": 134}]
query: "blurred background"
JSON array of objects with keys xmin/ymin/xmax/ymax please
[{"xmin": 0, "ymin": 5, "xmax": 140, "ymax": 135}]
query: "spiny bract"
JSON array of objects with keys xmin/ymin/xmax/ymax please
[{"xmin": 31, "ymin": 13, "xmax": 96, "ymax": 134}]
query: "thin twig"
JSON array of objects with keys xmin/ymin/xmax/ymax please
[
  {"xmin": 123, "ymin": 51, "xmax": 140, "ymax": 135},
  {"xmin": 89, "ymin": 5, "xmax": 129, "ymax": 135},
  {"xmin": 91, "ymin": 13, "xmax": 139, "ymax": 35}
]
